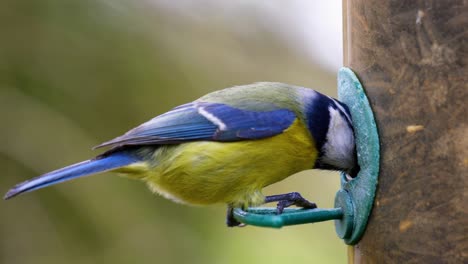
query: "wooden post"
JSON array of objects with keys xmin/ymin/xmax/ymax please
[{"xmin": 343, "ymin": 1, "xmax": 467, "ymax": 262}]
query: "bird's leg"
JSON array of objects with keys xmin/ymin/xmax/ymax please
[
  {"xmin": 265, "ymin": 192, "xmax": 317, "ymax": 214},
  {"xmin": 226, "ymin": 206, "xmax": 243, "ymax": 227}
]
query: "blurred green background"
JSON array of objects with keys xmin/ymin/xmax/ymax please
[{"xmin": 0, "ymin": 1, "xmax": 345, "ymax": 263}]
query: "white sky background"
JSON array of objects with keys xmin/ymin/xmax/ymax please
[{"xmin": 150, "ymin": 1, "xmax": 343, "ymax": 73}]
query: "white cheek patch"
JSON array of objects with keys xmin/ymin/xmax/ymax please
[
  {"xmin": 322, "ymin": 107, "xmax": 356, "ymax": 169},
  {"xmin": 198, "ymin": 107, "xmax": 227, "ymax": 131}
]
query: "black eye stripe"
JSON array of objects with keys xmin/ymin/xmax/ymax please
[{"xmin": 330, "ymin": 98, "xmax": 353, "ymax": 127}]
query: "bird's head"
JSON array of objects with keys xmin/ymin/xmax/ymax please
[{"xmin": 299, "ymin": 88, "xmax": 359, "ymax": 177}]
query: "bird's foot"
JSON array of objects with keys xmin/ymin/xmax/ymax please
[
  {"xmin": 226, "ymin": 207, "xmax": 245, "ymax": 227},
  {"xmin": 265, "ymin": 192, "xmax": 317, "ymax": 214}
]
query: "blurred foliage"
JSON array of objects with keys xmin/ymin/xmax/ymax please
[{"xmin": 0, "ymin": 1, "xmax": 345, "ymax": 263}]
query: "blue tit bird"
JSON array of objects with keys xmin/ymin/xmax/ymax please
[{"xmin": 4, "ymin": 82, "xmax": 358, "ymax": 226}]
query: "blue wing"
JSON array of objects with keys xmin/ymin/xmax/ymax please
[{"xmin": 95, "ymin": 102, "xmax": 296, "ymax": 149}]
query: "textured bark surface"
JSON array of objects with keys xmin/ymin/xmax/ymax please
[{"xmin": 343, "ymin": 0, "xmax": 468, "ymax": 263}]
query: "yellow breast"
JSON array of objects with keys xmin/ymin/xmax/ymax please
[{"xmin": 136, "ymin": 119, "xmax": 317, "ymax": 207}]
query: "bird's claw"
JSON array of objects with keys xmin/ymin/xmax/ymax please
[
  {"xmin": 226, "ymin": 207, "xmax": 246, "ymax": 227},
  {"xmin": 266, "ymin": 192, "xmax": 317, "ymax": 214},
  {"xmin": 226, "ymin": 192, "xmax": 317, "ymax": 226}
]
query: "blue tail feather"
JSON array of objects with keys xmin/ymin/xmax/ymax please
[{"xmin": 4, "ymin": 151, "xmax": 142, "ymax": 200}]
